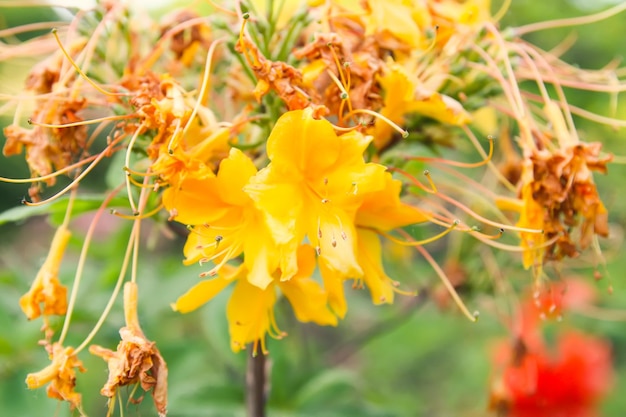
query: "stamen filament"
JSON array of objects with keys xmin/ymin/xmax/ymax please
[
  {"xmin": 407, "ymin": 136, "xmax": 493, "ymax": 168},
  {"xmin": 28, "ymin": 114, "xmax": 136, "ymax": 129},
  {"xmin": 374, "ymin": 220, "xmax": 459, "ymax": 247},
  {"xmin": 51, "ymin": 28, "xmax": 127, "ymax": 97},
  {"xmin": 58, "ymin": 184, "xmax": 125, "ymax": 345},
  {"xmin": 23, "ymin": 135, "xmax": 126, "ymax": 206},
  {"xmin": 344, "ymin": 108, "xmax": 408, "ymax": 138}
]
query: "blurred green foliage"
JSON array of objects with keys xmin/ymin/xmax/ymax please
[{"xmin": 1, "ymin": 1, "xmax": 625, "ymax": 416}]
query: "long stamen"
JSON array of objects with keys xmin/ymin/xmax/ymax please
[
  {"xmin": 492, "ymin": 0, "xmax": 512, "ymax": 22},
  {"xmin": 23, "ymin": 134, "xmax": 126, "ymax": 206},
  {"xmin": 58, "ymin": 184, "xmax": 125, "ymax": 345},
  {"xmin": 403, "ymin": 232, "xmax": 478, "ymax": 323},
  {"xmin": 51, "ymin": 28, "xmax": 128, "ymax": 97},
  {"xmin": 73, "ymin": 222, "xmax": 138, "ymax": 354},
  {"xmin": 515, "ymin": 2, "xmax": 626, "ymax": 36},
  {"xmin": 180, "ymin": 38, "xmax": 226, "ymax": 142},
  {"xmin": 111, "ymin": 204, "xmax": 163, "ymax": 220},
  {"xmin": 462, "ymin": 126, "xmax": 516, "ymax": 192},
  {"xmin": 124, "ymin": 122, "xmax": 147, "ymax": 215},
  {"xmin": 28, "ymin": 114, "xmax": 136, "ymax": 129},
  {"xmin": 374, "ymin": 220, "xmax": 459, "ymax": 246},
  {"xmin": 344, "ymin": 108, "xmax": 408, "ymax": 138},
  {"xmin": 406, "ymin": 136, "xmax": 494, "ymax": 168}
]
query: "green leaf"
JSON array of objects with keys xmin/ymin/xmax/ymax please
[{"xmin": 0, "ymin": 194, "xmax": 128, "ymax": 226}]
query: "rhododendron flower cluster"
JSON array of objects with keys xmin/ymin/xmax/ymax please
[{"xmin": 1, "ymin": 0, "xmax": 624, "ymax": 415}]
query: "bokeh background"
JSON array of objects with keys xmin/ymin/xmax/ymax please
[{"xmin": 1, "ymin": 1, "xmax": 625, "ymax": 416}]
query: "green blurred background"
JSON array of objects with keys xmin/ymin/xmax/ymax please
[{"xmin": 1, "ymin": 1, "xmax": 625, "ymax": 416}]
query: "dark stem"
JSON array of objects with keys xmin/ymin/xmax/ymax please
[{"xmin": 246, "ymin": 347, "xmax": 267, "ymax": 417}]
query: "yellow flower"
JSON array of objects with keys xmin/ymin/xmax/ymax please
[
  {"xmin": 374, "ymin": 59, "xmax": 470, "ymax": 149},
  {"xmin": 355, "ymin": 172, "xmax": 428, "ymax": 304},
  {"xmin": 164, "ymin": 147, "xmax": 291, "ymax": 289},
  {"xmin": 173, "ymin": 245, "xmax": 337, "ymax": 353},
  {"xmin": 151, "ymin": 127, "xmax": 231, "ymax": 187},
  {"xmin": 324, "ymin": 0, "xmax": 432, "ymax": 50},
  {"xmin": 245, "ymin": 109, "xmax": 387, "ymax": 281}
]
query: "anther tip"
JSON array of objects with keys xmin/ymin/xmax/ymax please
[
  {"xmin": 20, "ymin": 196, "xmax": 27, "ymax": 205},
  {"xmin": 51, "ymin": 27, "xmax": 58, "ymax": 34},
  {"xmin": 27, "ymin": 118, "xmax": 33, "ymax": 125},
  {"xmin": 401, "ymin": 130, "xmax": 409, "ymax": 139},
  {"xmin": 423, "ymin": 169, "xmax": 430, "ymax": 175},
  {"xmin": 242, "ymin": 12, "xmax": 250, "ymax": 19}
]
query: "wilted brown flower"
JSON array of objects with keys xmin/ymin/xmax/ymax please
[
  {"xmin": 25, "ymin": 342, "xmax": 86, "ymax": 410},
  {"xmin": 90, "ymin": 282, "xmax": 168, "ymax": 417}
]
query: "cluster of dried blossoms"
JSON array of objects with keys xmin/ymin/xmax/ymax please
[{"xmin": 1, "ymin": 0, "xmax": 625, "ymax": 415}]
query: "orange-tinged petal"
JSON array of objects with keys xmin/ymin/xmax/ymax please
[{"xmin": 172, "ymin": 266, "xmax": 238, "ymax": 313}]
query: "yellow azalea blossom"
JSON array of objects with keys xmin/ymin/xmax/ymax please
[
  {"xmin": 355, "ymin": 172, "xmax": 428, "ymax": 304},
  {"xmin": 26, "ymin": 342, "xmax": 85, "ymax": 410},
  {"xmin": 20, "ymin": 224, "xmax": 71, "ymax": 320},
  {"xmin": 325, "ymin": 0, "xmax": 431, "ymax": 50},
  {"xmin": 245, "ymin": 109, "xmax": 387, "ymax": 281},
  {"xmin": 164, "ymin": 147, "xmax": 295, "ymax": 288},
  {"xmin": 152, "ymin": 127, "xmax": 230, "ymax": 187},
  {"xmin": 429, "ymin": 0, "xmax": 491, "ymax": 49},
  {"xmin": 173, "ymin": 245, "xmax": 337, "ymax": 353},
  {"xmin": 374, "ymin": 60, "xmax": 471, "ymax": 149}
]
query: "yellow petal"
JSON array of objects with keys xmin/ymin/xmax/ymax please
[
  {"xmin": 356, "ymin": 172, "xmax": 428, "ymax": 230},
  {"xmin": 216, "ymin": 148, "xmax": 258, "ymax": 206},
  {"xmin": 172, "ymin": 268, "xmax": 236, "ymax": 313},
  {"xmin": 279, "ymin": 244, "xmax": 337, "ymax": 325},
  {"xmin": 163, "ymin": 176, "xmax": 229, "ymax": 225},
  {"xmin": 319, "ymin": 261, "xmax": 348, "ymax": 319},
  {"xmin": 265, "ymin": 109, "xmax": 341, "ymax": 177},
  {"xmin": 357, "ymin": 229, "xmax": 395, "ymax": 304},
  {"xmin": 227, "ymin": 278, "xmax": 277, "ymax": 352}
]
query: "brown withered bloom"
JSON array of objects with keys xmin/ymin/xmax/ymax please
[
  {"xmin": 526, "ymin": 141, "xmax": 611, "ymax": 260},
  {"xmin": 3, "ymin": 99, "xmax": 88, "ymax": 201},
  {"xmin": 294, "ymin": 32, "xmax": 384, "ymax": 116},
  {"xmin": 19, "ymin": 224, "xmax": 71, "ymax": 321},
  {"xmin": 25, "ymin": 342, "xmax": 86, "ymax": 410},
  {"xmin": 235, "ymin": 34, "xmax": 311, "ymax": 110},
  {"xmin": 90, "ymin": 282, "xmax": 168, "ymax": 417}
]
